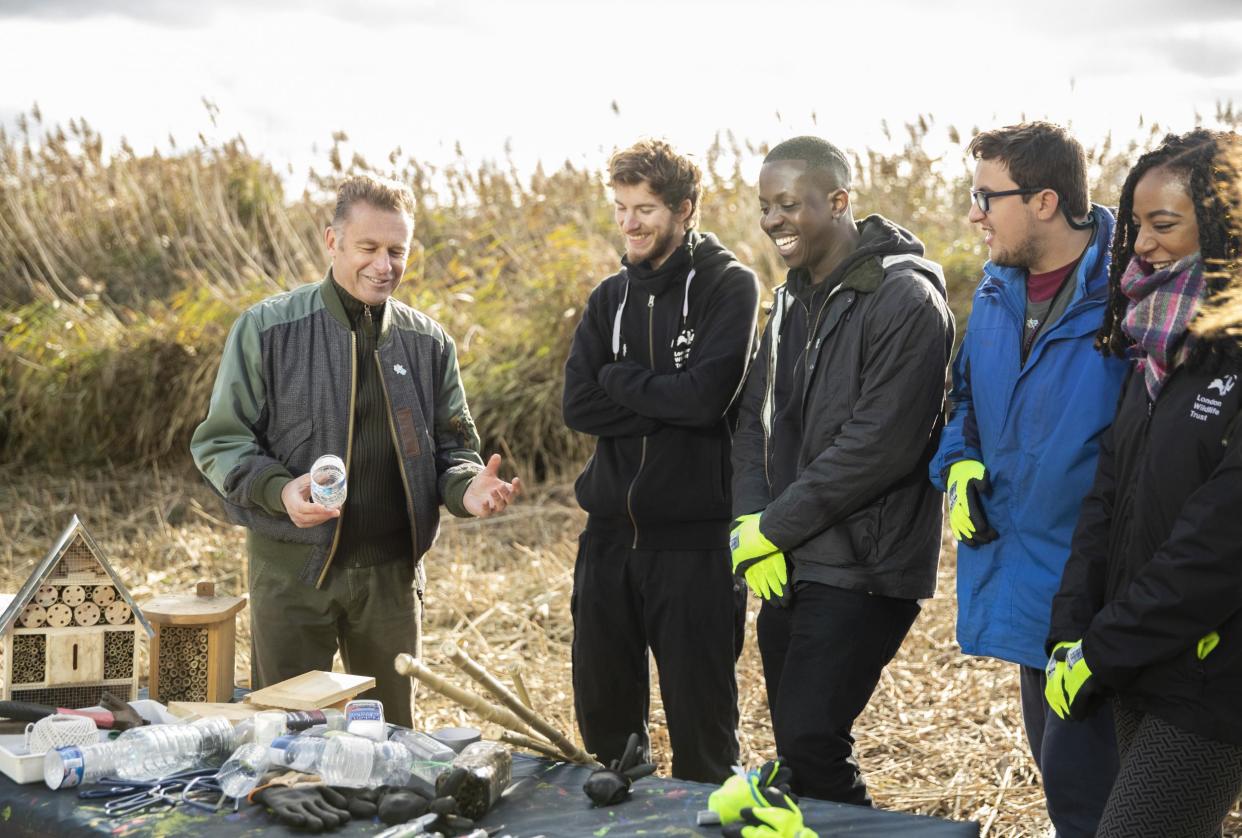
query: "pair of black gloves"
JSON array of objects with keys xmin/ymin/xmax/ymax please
[{"xmin": 253, "ymin": 775, "xmax": 477, "ymax": 833}]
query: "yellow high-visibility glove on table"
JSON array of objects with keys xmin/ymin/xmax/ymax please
[
  {"xmin": 722, "ymin": 787, "xmax": 818, "ymax": 838},
  {"xmin": 708, "ymin": 760, "xmax": 793, "ymax": 825},
  {"xmin": 947, "ymin": 459, "xmax": 998, "ymax": 546}
]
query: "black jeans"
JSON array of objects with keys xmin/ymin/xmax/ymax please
[
  {"xmin": 1019, "ymin": 664, "xmax": 1118, "ymax": 838},
  {"xmin": 570, "ymin": 531, "xmax": 745, "ymax": 783},
  {"xmin": 757, "ymin": 581, "xmax": 919, "ymax": 805}
]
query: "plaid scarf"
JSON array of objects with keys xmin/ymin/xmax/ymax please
[{"xmin": 1120, "ymin": 251, "xmax": 1206, "ymax": 400}]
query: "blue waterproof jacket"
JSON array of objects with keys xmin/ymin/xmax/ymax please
[{"xmin": 930, "ymin": 206, "xmax": 1128, "ymax": 667}]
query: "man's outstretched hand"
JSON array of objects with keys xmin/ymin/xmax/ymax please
[{"xmin": 463, "ymin": 453, "xmax": 522, "ymax": 518}]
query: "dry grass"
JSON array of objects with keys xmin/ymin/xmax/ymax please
[{"xmin": 3, "ymin": 469, "xmax": 1238, "ymax": 836}]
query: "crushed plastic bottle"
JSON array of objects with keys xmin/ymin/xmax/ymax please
[
  {"xmin": 216, "ymin": 742, "xmax": 270, "ymax": 798},
  {"xmin": 389, "ymin": 728, "xmax": 456, "ymax": 788}
]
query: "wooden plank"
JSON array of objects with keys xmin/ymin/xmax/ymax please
[
  {"xmin": 243, "ymin": 670, "xmax": 375, "ymax": 711},
  {"xmin": 166, "ymin": 701, "xmax": 261, "ymax": 723}
]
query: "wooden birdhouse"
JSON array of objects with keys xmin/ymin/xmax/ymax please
[
  {"xmin": 143, "ymin": 581, "xmax": 246, "ymax": 703},
  {"xmin": 0, "ymin": 516, "xmax": 152, "ymax": 708}
]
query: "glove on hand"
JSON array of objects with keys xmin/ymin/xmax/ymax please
[
  {"xmin": 708, "ymin": 758, "xmax": 794, "ymax": 825},
  {"xmin": 583, "ymin": 731, "xmax": 658, "ymax": 806},
  {"xmin": 1045, "ymin": 639, "xmax": 1101, "ymax": 721},
  {"xmin": 947, "ymin": 460, "xmax": 998, "ymax": 547},
  {"xmin": 731, "ymin": 515, "xmax": 789, "ymax": 604},
  {"xmin": 722, "ymin": 786, "xmax": 818, "ymax": 838},
  {"xmin": 253, "ymin": 784, "xmax": 352, "ymax": 832},
  {"xmin": 730, "ymin": 514, "xmax": 779, "ymax": 566}
]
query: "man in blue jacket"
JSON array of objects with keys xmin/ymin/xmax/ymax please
[{"xmin": 930, "ymin": 122, "xmax": 1127, "ymax": 837}]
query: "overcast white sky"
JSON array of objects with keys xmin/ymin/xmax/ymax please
[{"xmin": 1, "ymin": 0, "xmax": 1240, "ymax": 184}]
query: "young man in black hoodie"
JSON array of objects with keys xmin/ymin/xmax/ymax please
[
  {"xmin": 562, "ymin": 139, "xmax": 761, "ymax": 782},
  {"xmin": 731, "ymin": 136, "xmax": 954, "ymax": 803}
]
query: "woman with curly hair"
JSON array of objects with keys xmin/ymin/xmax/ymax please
[{"xmin": 1045, "ymin": 128, "xmax": 1242, "ymax": 837}]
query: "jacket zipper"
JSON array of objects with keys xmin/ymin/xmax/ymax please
[
  {"xmin": 375, "ymin": 352, "xmax": 419, "ymax": 566},
  {"xmin": 317, "ymin": 329, "xmax": 359, "ymax": 589},
  {"xmin": 624, "ymin": 294, "xmax": 656, "ymax": 548}
]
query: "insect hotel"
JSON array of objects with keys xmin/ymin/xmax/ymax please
[{"xmin": 0, "ymin": 516, "xmax": 152, "ymax": 708}]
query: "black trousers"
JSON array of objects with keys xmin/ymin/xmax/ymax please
[
  {"xmin": 757, "ymin": 581, "xmax": 919, "ymax": 805},
  {"xmin": 570, "ymin": 531, "xmax": 745, "ymax": 783},
  {"xmin": 1019, "ymin": 664, "xmax": 1118, "ymax": 838}
]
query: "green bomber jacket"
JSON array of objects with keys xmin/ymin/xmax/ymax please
[{"xmin": 190, "ymin": 271, "xmax": 483, "ymax": 588}]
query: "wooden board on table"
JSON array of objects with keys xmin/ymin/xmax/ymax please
[
  {"xmin": 242, "ymin": 670, "xmax": 375, "ymax": 711},
  {"xmin": 167, "ymin": 701, "xmax": 263, "ymax": 722}
]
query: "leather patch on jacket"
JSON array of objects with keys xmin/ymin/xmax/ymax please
[{"xmin": 395, "ymin": 407, "xmax": 421, "ymax": 457}]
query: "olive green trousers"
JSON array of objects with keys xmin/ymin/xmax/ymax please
[{"xmin": 248, "ymin": 554, "xmax": 423, "ymax": 728}]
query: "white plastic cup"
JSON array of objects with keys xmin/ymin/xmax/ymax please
[
  {"xmin": 254, "ymin": 711, "xmax": 287, "ymax": 747},
  {"xmin": 310, "ymin": 455, "xmax": 347, "ymax": 509},
  {"xmin": 344, "ymin": 699, "xmax": 386, "ymax": 742}
]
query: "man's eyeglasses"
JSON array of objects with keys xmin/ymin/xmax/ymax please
[{"xmin": 970, "ymin": 187, "xmax": 1046, "ymax": 214}]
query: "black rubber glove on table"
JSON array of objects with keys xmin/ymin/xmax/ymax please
[
  {"xmin": 583, "ymin": 732, "xmax": 658, "ymax": 806},
  {"xmin": 253, "ymin": 784, "xmax": 352, "ymax": 832}
]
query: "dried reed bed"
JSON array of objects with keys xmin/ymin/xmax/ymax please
[{"xmin": 1, "ymin": 469, "xmax": 1238, "ymax": 837}]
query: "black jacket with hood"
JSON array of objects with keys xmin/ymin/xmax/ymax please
[
  {"xmin": 563, "ymin": 231, "xmax": 761, "ymax": 550},
  {"xmin": 732, "ymin": 215, "xmax": 954, "ymax": 600},
  {"xmin": 1049, "ymin": 339, "xmax": 1242, "ymax": 745}
]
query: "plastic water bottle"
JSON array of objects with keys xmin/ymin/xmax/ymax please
[
  {"xmin": 44, "ymin": 742, "xmax": 118, "ymax": 790},
  {"xmin": 389, "ymin": 729, "xmax": 455, "ymax": 786},
  {"xmin": 317, "ymin": 735, "xmax": 412, "ymax": 788},
  {"xmin": 216, "ymin": 742, "xmax": 270, "ymax": 798},
  {"xmin": 272, "ymin": 733, "xmax": 329, "ymax": 772},
  {"xmin": 113, "ymin": 717, "xmax": 235, "ymax": 781},
  {"xmin": 310, "ymin": 455, "xmax": 347, "ymax": 509}
]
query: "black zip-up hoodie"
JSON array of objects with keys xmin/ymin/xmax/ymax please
[{"xmin": 563, "ymin": 231, "xmax": 761, "ymax": 550}]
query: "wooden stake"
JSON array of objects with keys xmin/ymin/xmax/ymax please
[
  {"xmin": 499, "ymin": 731, "xmax": 565, "ymax": 761},
  {"xmin": 440, "ymin": 642, "xmax": 598, "ymax": 766},
  {"xmin": 393, "ymin": 654, "xmax": 538, "ymax": 739}
]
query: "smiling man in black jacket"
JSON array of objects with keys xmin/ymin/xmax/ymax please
[
  {"xmin": 562, "ymin": 139, "xmax": 761, "ymax": 782},
  {"xmin": 731, "ymin": 136, "xmax": 954, "ymax": 804}
]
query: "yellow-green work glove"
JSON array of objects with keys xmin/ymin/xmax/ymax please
[
  {"xmin": 730, "ymin": 515, "xmax": 787, "ymax": 604},
  {"xmin": 947, "ymin": 459, "xmax": 998, "ymax": 547},
  {"xmin": 708, "ymin": 760, "xmax": 793, "ymax": 825},
  {"xmin": 1045, "ymin": 639, "xmax": 1101, "ymax": 721},
  {"xmin": 722, "ymin": 787, "xmax": 818, "ymax": 838}
]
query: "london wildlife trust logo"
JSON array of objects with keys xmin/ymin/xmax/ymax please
[
  {"xmin": 1208, "ymin": 374, "xmax": 1236, "ymax": 396},
  {"xmin": 671, "ymin": 328, "xmax": 695, "ymax": 370},
  {"xmin": 1191, "ymin": 374, "xmax": 1235, "ymax": 422}
]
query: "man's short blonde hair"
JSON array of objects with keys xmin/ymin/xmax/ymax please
[{"xmin": 332, "ymin": 174, "xmax": 416, "ymax": 226}]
